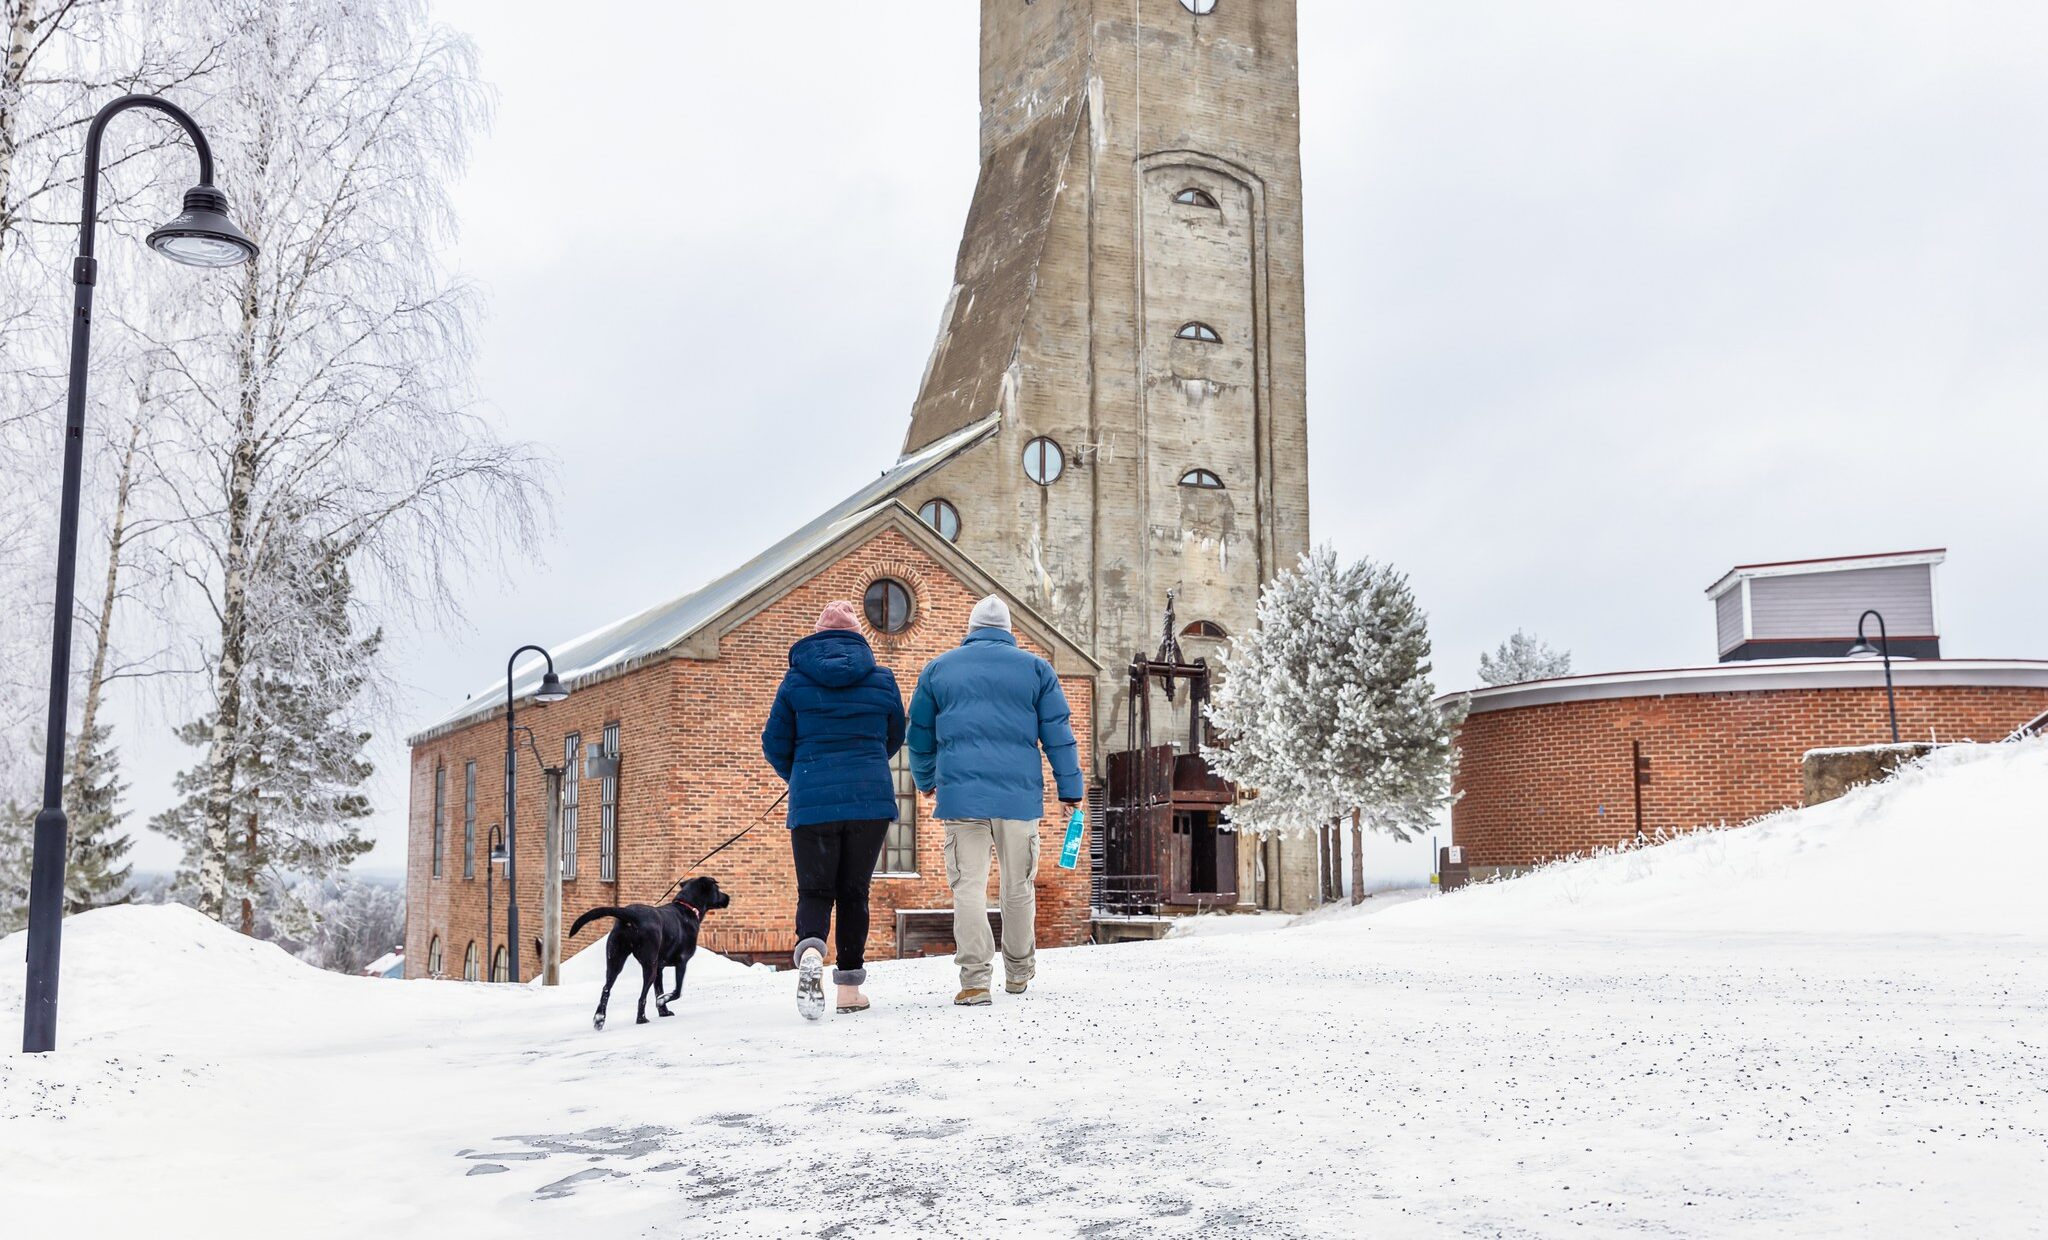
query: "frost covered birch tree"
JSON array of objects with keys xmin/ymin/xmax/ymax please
[
  {"xmin": 137, "ymin": 0, "xmax": 546, "ymax": 923},
  {"xmin": 1203, "ymin": 548, "xmax": 1460, "ymax": 899}
]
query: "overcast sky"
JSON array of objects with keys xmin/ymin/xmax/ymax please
[{"xmin": 105, "ymin": 1, "xmax": 2048, "ymax": 876}]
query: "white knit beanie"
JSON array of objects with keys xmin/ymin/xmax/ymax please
[{"xmin": 969, "ymin": 594, "xmax": 1012, "ymax": 634}]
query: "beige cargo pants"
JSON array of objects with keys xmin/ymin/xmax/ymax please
[{"xmin": 943, "ymin": 817, "xmax": 1040, "ymax": 990}]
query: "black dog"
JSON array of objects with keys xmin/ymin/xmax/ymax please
[{"xmin": 569, "ymin": 876, "xmax": 730, "ymax": 1029}]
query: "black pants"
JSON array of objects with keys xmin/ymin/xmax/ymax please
[{"xmin": 792, "ymin": 819, "xmax": 890, "ymax": 981}]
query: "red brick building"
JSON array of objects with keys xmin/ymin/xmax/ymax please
[
  {"xmin": 1448, "ymin": 660, "xmax": 2048, "ymax": 875},
  {"xmin": 403, "ymin": 432, "xmax": 1097, "ymax": 981}
]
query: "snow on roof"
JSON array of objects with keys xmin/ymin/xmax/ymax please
[
  {"xmin": 1704, "ymin": 548, "xmax": 1946, "ymax": 598},
  {"xmin": 1441, "ymin": 657, "xmax": 2048, "ymax": 715},
  {"xmin": 411, "ymin": 413, "xmax": 1002, "ymax": 742}
]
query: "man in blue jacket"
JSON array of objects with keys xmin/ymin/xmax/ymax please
[{"xmin": 907, "ymin": 595, "xmax": 1083, "ymax": 1006}]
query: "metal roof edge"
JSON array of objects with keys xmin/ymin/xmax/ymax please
[{"xmin": 1440, "ymin": 658, "xmax": 2048, "ymax": 716}]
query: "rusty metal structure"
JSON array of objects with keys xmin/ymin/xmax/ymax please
[{"xmin": 1100, "ymin": 595, "xmax": 1239, "ymax": 915}]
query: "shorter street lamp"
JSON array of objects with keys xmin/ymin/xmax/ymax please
[
  {"xmin": 484, "ymin": 825, "xmax": 505, "ymax": 980},
  {"xmin": 1847, "ymin": 608, "xmax": 1900, "ymax": 744},
  {"xmin": 504, "ymin": 645, "xmax": 569, "ymax": 984}
]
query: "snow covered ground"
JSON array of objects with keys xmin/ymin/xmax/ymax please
[{"xmin": 5, "ymin": 742, "xmax": 2047, "ymax": 1238}]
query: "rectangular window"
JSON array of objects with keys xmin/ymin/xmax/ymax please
[
  {"xmin": 462, "ymin": 761, "xmax": 477, "ymax": 879},
  {"xmin": 879, "ymin": 749, "xmax": 917, "ymax": 875},
  {"xmin": 599, "ymin": 723, "xmax": 620, "ymax": 883},
  {"xmin": 561, "ymin": 733, "xmax": 581, "ymax": 881},
  {"xmin": 431, "ymin": 764, "xmax": 445, "ymax": 879}
]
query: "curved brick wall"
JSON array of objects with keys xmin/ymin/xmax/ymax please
[{"xmin": 1450, "ymin": 669, "xmax": 2048, "ymax": 870}]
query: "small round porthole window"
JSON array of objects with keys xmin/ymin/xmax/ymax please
[
  {"xmin": 1180, "ymin": 0, "xmax": 1218, "ymax": 13},
  {"xmin": 864, "ymin": 578, "xmax": 915, "ymax": 634},
  {"xmin": 1023, "ymin": 436, "xmax": 1065, "ymax": 486},
  {"xmin": 918, "ymin": 498, "xmax": 961, "ymax": 542}
]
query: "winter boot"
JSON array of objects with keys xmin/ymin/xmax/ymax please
[{"xmin": 795, "ymin": 939, "xmax": 827, "ymax": 1022}]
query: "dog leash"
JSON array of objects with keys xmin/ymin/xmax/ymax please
[{"xmin": 683, "ymin": 788, "xmax": 789, "ymax": 874}]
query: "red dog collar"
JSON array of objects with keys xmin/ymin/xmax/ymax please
[{"xmin": 675, "ymin": 899, "xmax": 702, "ymax": 918}]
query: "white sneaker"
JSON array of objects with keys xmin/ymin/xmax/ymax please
[{"xmin": 796, "ymin": 946, "xmax": 826, "ymax": 1022}]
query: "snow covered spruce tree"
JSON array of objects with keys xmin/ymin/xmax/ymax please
[
  {"xmin": 1203, "ymin": 547, "xmax": 1460, "ymax": 903},
  {"xmin": 154, "ymin": 522, "xmax": 378, "ymax": 935},
  {"xmin": 139, "ymin": 0, "xmax": 547, "ymax": 923},
  {"xmin": 1477, "ymin": 630, "xmax": 1571, "ymax": 687},
  {"xmin": 0, "ymin": 797, "xmax": 31, "ymax": 933}
]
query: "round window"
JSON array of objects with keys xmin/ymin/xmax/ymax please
[
  {"xmin": 919, "ymin": 498, "xmax": 961, "ymax": 542},
  {"xmin": 1023, "ymin": 437, "xmax": 1065, "ymax": 486},
  {"xmin": 1180, "ymin": 0, "xmax": 1218, "ymax": 13},
  {"xmin": 864, "ymin": 578, "xmax": 915, "ymax": 634}
]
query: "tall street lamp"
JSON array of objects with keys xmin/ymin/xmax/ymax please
[
  {"xmin": 23, "ymin": 94, "xmax": 257, "ymax": 1055},
  {"xmin": 1847, "ymin": 608, "xmax": 1901, "ymax": 744},
  {"xmin": 504, "ymin": 645, "xmax": 569, "ymax": 983}
]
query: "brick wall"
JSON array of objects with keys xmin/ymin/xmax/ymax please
[
  {"xmin": 405, "ymin": 526, "xmax": 1094, "ymax": 981},
  {"xmin": 1451, "ymin": 683, "xmax": 2048, "ymax": 869}
]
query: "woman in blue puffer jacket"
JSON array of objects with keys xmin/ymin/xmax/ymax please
[{"xmin": 761, "ymin": 600, "xmax": 906, "ymax": 1020}]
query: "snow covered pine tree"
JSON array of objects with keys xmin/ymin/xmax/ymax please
[
  {"xmin": 1203, "ymin": 547, "xmax": 1461, "ymax": 903},
  {"xmin": 1477, "ymin": 630, "xmax": 1572, "ymax": 687}
]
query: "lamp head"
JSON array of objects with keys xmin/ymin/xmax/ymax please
[
  {"xmin": 1846, "ymin": 641, "xmax": 1881, "ymax": 660},
  {"xmin": 534, "ymin": 671, "xmax": 570, "ymax": 704},
  {"xmin": 147, "ymin": 185, "xmax": 258, "ymax": 268}
]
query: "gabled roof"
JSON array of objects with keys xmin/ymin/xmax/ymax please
[
  {"xmin": 1705, "ymin": 548, "xmax": 1946, "ymax": 599},
  {"xmin": 409, "ymin": 413, "xmax": 1089, "ymax": 745}
]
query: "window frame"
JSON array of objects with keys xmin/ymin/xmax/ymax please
[
  {"xmin": 1179, "ymin": 468, "xmax": 1224, "ymax": 489},
  {"xmin": 462, "ymin": 941, "xmax": 480, "ymax": 981},
  {"xmin": 599, "ymin": 723, "xmax": 620, "ymax": 883},
  {"xmin": 427, "ymin": 934, "xmax": 444, "ymax": 977},
  {"xmin": 1176, "ymin": 321, "xmax": 1222, "ymax": 344},
  {"xmin": 1179, "ymin": 0, "xmax": 1219, "ymax": 13},
  {"xmin": 561, "ymin": 732, "xmax": 581, "ymax": 881},
  {"xmin": 1023, "ymin": 436, "xmax": 1065, "ymax": 485},
  {"xmin": 431, "ymin": 764, "xmax": 445, "ymax": 880},
  {"xmin": 878, "ymin": 748, "xmax": 919, "ymax": 876},
  {"xmin": 1173, "ymin": 187, "xmax": 1219, "ymax": 209},
  {"xmin": 462, "ymin": 760, "xmax": 477, "ymax": 879},
  {"xmin": 863, "ymin": 578, "xmax": 915, "ymax": 635},
  {"xmin": 490, "ymin": 945, "xmax": 508, "ymax": 983},
  {"xmin": 918, "ymin": 497, "xmax": 961, "ymax": 542},
  {"xmin": 1182, "ymin": 620, "xmax": 1229, "ymax": 640}
]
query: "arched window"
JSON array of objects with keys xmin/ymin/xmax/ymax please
[
  {"xmin": 1179, "ymin": 0, "xmax": 1219, "ymax": 13},
  {"xmin": 490, "ymin": 945, "xmax": 508, "ymax": 984},
  {"xmin": 427, "ymin": 935, "xmax": 444, "ymax": 977},
  {"xmin": 1023, "ymin": 436, "xmax": 1065, "ymax": 485},
  {"xmin": 1179, "ymin": 469, "xmax": 1224, "ymax": 489},
  {"xmin": 1183, "ymin": 620, "xmax": 1229, "ymax": 639},
  {"xmin": 1176, "ymin": 322, "xmax": 1221, "ymax": 343},
  {"xmin": 918, "ymin": 498, "xmax": 961, "ymax": 542},
  {"xmin": 462, "ymin": 942, "xmax": 480, "ymax": 981},
  {"xmin": 864, "ymin": 578, "xmax": 914, "ymax": 634},
  {"xmin": 1173, "ymin": 187, "xmax": 1219, "ymax": 209}
]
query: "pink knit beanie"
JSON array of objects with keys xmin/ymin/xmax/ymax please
[{"xmin": 816, "ymin": 600, "xmax": 863, "ymax": 633}]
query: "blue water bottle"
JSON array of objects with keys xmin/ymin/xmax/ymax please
[{"xmin": 1058, "ymin": 805, "xmax": 1086, "ymax": 869}]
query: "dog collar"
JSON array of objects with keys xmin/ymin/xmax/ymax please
[{"xmin": 675, "ymin": 899, "xmax": 702, "ymax": 918}]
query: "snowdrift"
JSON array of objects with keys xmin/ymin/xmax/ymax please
[
  {"xmin": 0, "ymin": 901, "xmax": 755, "ymax": 1054},
  {"xmin": 1384, "ymin": 739, "xmax": 2048, "ymax": 936}
]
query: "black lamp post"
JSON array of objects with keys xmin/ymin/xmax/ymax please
[
  {"xmin": 485, "ymin": 825, "xmax": 505, "ymax": 980},
  {"xmin": 1847, "ymin": 608, "xmax": 1900, "ymax": 744},
  {"xmin": 504, "ymin": 645, "xmax": 569, "ymax": 983},
  {"xmin": 22, "ymin": 94, "xmax": 257, "ymax": 1055}
]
